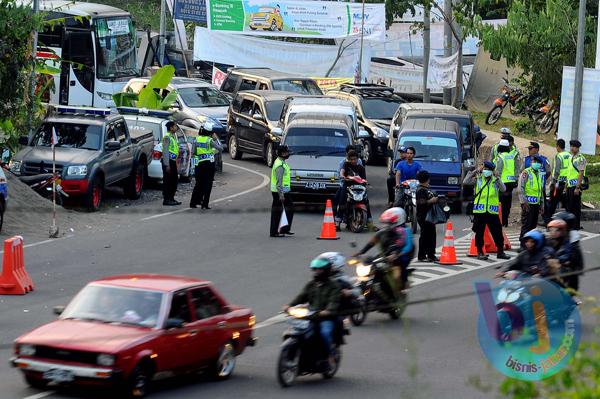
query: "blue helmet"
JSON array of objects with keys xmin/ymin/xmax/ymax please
[
  {"xmin": 310, "ymin": 256, "xmax": 333, "ymax": 269},
  {"xmin": 522, "ymin": 229, "xmax": 545, "ymax": 249}
]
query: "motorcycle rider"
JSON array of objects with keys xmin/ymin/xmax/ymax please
[
  {"xmin": 337, "ymin": 150, "xmax": 376, "ymax": 231},
  {"xmin": 284, "ymin": 257, "xmax": 342, "ymax": 369},
  {"xmin": 546, "ymin": 216, "xmax": 584, "ymax": 302},
  {"xmin": 353, "ymin": 208, "xmax": 414, "ymax": 295},
  {"xmin": 334, "ymin": 145, "xmax": 363, "ymax": 224},
  {"xmin": 497, "ymin": 229, "xmax": 553, "ymax": 278},
  {"xmin": 387, "ymin": 146, "xmax": 407, "ymax": 208}
]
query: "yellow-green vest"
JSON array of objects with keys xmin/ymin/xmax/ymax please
[
  {"xmin": 523, "ymin": 167, "xmax": 543, "ymax": 204},
  {"xmin": 473, "ymin": 176, "xmax": 500, "ymax": 214},
  {"xmin": 566, "ymin": 154, "xmax": 586, "ymax": 188},
  {"xmin": 554, "ymin": 151, "xmax": 571, "ymax": 183},
  {"xmin": 271, "ymin": 158, "xmax": 291, "ymax": 192},
  {"xmin": 498, "ymin": 152, "xmax": 517, "ymax": 183},
  {"xmin": 164, "ymin": 133, "xmax": 179, "ymax": 160},
  {"xmin": 194, "ymin": 135, "xmax": 214, "ymax": 163}
]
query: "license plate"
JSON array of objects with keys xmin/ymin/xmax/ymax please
[
  {"xmin": 304, "ymin": 182, "xmax": 326, "ymax": 190},
  {"xmin": 43, "ymin": 368, "xmax": 74, "ymax": 383}
]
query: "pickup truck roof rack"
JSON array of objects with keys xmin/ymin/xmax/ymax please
[
  {"xmin": 117, "ymin": 107, "xmax": 174, "ymax": 118},
  {"xmin": 338, "ymin": 83, "xmax": 395, "ymax": 97},
  {"xmin": 55, "ymin": 106, "xmax": 111, "ymax": 116}
]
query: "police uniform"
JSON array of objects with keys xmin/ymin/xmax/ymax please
[
  {"xmin": 270, "ymin": 156, "xmax": 294, "ymax": 236},
  {"xmin": 547, "ymin": 149, "xmax": 571, "ymax": 217},
  {"xmin": 518, "ymin": 165, "xmax": 543, "ymax": 244},
  {"xmin": 566, "ymin": 150, "xmax": 586, "ymax": 230},
  {"xmin": 190, "ymin": 134, "xmax": 217, "ymax": 209},
  {"xmin": 162, "ymin": 131, "xmax": 180, "ymax": 205},
  {"xmin": 495, "ymin": 148, "xmax": 520, "ymax": 226}
]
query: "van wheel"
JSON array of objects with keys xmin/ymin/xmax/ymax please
[
  {"xmin": 265, "ymin": 142, "xmax": 275, "ymax": 167},
  {"xmin": 229, "ymin": 135, "xmax": 243, "ymax": 160},
  {"xmin": 363, "ymin": 140, "xmax": 374, "ymax": 164}
]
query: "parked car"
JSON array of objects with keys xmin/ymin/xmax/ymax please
[
  {"xmin": 227, "ymin": 90, "xmax": 295, "ymax": 166},
  {"xmin": 9, "ymin": 106, "xmax": 154, "ymax": 211},
  {"xmin": 120, "ymin": 108, "xmax": 195, "ymax": 182},
  {"xmin": 219, "ymin": 68, "xmax": 322, "ymax": 98},
  {"xmin": 122, "ymin": 77, "xmax": 230, "ymax": 148},
  {"xmin": 392, "ymin": 118, "xmax": 465, "ymax": 212},
  {"xmin": 279, "ymin": 96, "xmax": 359, "ymax": 137},
  {"xmin": 281, "ymin": 114, "xmax": 355, "ymax": 201},
  {"xmin": 0, "ymin": 166, "xmax": 7, "ymax": 232},
  {"xmin": 249, "ymin": 6, "xmax": 283, "ymax": 31},
  {"xmin": 326, "ymin": 84, "xmax": 405, "ymax": 164},
  {"xmin": 11, "ymin": 274, "xmax": 256, "ymax": 397}
]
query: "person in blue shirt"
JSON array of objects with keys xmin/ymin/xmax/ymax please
[
  {"xmin": 333, "ymin": 145, "xmax": 363, "ymax": 225},
  {"xmin": 522, "ymin": 142, "xmax": 551, "ymax": 223},
  {"xmin": 394, "ymin": 146, "xmax": 422, "ymax": 187}
]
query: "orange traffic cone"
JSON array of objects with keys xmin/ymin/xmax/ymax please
[
  {"xmin": 467, "ymin": 233, "xmax": 485, "ymax": 257},
  {"xmin": 435, "ymin": 221, "xmax": 462, "ymax": 265},
  {"xmin": 498, "ymin": 204, "xmax": 512, "ymax": 250},
  {"xmin": 0, "ymin": 236, "xmax": 34, "ymax": 295},
  {"xmin": 484, "ymin": 226, "xmax": 498, "ymax": 253},
  {"xmin": 317, "ymin": 199, "xmax": 340, "ymax": 240}
]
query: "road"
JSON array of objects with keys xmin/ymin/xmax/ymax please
[{"xmin": 1, "ymin": 155, "xmax": 599, "ymax": 399}]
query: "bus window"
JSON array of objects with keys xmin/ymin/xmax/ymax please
[
  {"xmin": 94, "ymin": 17, "xmax": 137, "ymax": 79},
  {"xmin": 66, "ymin": 32, "xmax": 95, "ymax": 93}
]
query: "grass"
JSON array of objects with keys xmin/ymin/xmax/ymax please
[
  {"xmin": 583, "ymin": 176, "xmax": 600, "ymax": 208},
  {"xmin": 471, "ymin": 111, "xmax": 551, "ymax": 143}
]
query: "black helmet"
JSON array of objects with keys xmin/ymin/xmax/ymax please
[
  {"xmin": 276, "ymin": 145, "xmax": 289, "ymax": 157},
  {"xmin": 551, "ymin": 211, "xmax": 576, "ymax": 231}
]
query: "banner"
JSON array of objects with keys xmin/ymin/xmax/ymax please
[
  {"xmin": 427, "ymin": 52, "xmax": 458, "ymax": 90},
  {"xmin": 206, "ymin": 0, "xmax": 385, "ymax": 41},
  {"xmin": 311, "ymin": 77, "xmax": 354, "ymax": 91},
  {"xmin": 174, "ymin": 0, "xmax": 207, "ymax": 23},
  {"xmin": 212, "ymin": 66, "xmax": 227, "ymax": 86}
]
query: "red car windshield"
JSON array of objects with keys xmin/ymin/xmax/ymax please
[{"xmin": 61, "ymin": 285, "xmax": 164, "ymax": 328}]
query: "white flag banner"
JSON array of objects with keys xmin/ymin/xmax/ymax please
[
  {"xmin": 212, "ymin": 66, "xmax": 227, "ymax": 87},
  {"xmin": 51, "ymin": 126, "xmax": 58, "ymax": 148},
  {"xmin": 278, "ymin": 209, "xmax": 289, "ymax": 233},
  {"xmin": 428, "ymin": 52, "xmax": 459, "ymax": 90}
]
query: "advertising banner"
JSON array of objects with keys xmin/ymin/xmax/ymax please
[
  {"xmin": 427, "ymin": 52, "xmax": 458, "ymax": 90},
  {"xmin": 311, "ymin": 77, "xmax": 354, "ymax": 91},
  {"xmin": 206, "ymin": 0, "xmax": 385, "ymax": 41},
  {"xmin": 174, "ymin": 0, "xmax": 207, "ymax": 24}
]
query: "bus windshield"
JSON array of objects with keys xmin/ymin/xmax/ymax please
[{"xmin": 95, "ymin": 17, "xmax": 137, "ymax": 79}]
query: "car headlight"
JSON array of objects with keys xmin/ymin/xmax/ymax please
[
  {"xmin": 19, "ymin": 344, "xmax": 36, "ymax": 356},
  {"xmin": 448, "ymin": 176, "xmax": 459, "ymax": 185},
  {"xmin": 9, "ymin": 160, "xmax": 22, "ymax": 175},
  {"xmin": 356, "ymin": 264, "xmax": 371, "ymax": 277},
  {"xmin": 67, "ymin": 165, "xmax": 88, "ymax": 176},
  {"xmin": 96, "ymin": 91, "xmax": 114, "ymax": 101},
  {"xmin": 198, "ymin": 116, "xmax": 222, "ymax": 128},
  {"xmin": 375, "ymin": 127, "xmax": 389, "ymax": 139},
  {"xmin": 97, "ymin": 354, "xmax": 115, "ymax": 366}
]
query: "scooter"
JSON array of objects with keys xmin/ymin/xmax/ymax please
[
  {"xmin": 394, "ymin": 179, "xmax": 418, "ymax": 234},
  {"xmin": 277, "ymin": 306, "xmax": 346, "ymax": 387},
  {"xmin": 343, "ymin": 175, "xmax": 368, "ymax": 233},
  {"xmin": 19, "ymin": 173, "xmax": 69, "ymax": 205}
]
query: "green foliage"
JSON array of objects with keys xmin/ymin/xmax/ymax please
[
  {"xmin": 514, "ymin": 119, "xmax": 538, "ymax": 137},
  {"xmin": 112, "ymin": 65, "xmax": 178, "ymax": 110}
]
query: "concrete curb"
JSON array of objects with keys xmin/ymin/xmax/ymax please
[{"xmin": 582, "ymin": 209, "xmax": 600, "ymax": 221}]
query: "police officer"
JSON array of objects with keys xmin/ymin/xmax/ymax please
[
  {"xmin": 270, "ymin": 145, "xmax": 294, "ymax": 237},
  {"xmin": 546, "ymin": 139, "xmax": 571, "ymax": 218},
  {"xmin": 463, "ymin": 161, "xmax": 510, "ymax": 260},
  {"xmin": 495, "ymin": 139, "xmax": 520, "ymax": 226},
  {"xmin": 518, "ymin": 155, "xmax": 544, "ymax": 246},
  {"xmin": 565, "ymin": 140, "xmax": 586, "ymax": 230},
  {"xmin": 523, "ymin": 142, "xmax": 550, "ymax": 222},
  {"xmin": 162, "ymin": 121, "xmax": 181, "ymax": 206},
  {"xmin": 490, "ymin": 127, "xmax": 512, "ymax": 162},
  {"xmin": 190, "ymin": 122, "xmax": 223, "ymax": 209}
]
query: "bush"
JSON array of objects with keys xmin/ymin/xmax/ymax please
[
  {"xmin": 514, "ymin": 119, "xmax": 537, "ymax": 137},
  {"xmin": 587, "ymin": 163, "xmax": 599, "ymax": 177}
]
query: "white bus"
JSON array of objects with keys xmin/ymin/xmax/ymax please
[{"xmin": 32, "ymin": 1, "xmax": 138, "ymax": 107}]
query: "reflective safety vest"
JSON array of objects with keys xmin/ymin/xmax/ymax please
[
  {"xmin": 164, "ymin": 133, "xmax": 179, "ymax": 160},
  {"xmin": 271, "ymin": 158, "xmax": 291, "ymax": 192},
  {"xmin": 194, "ymin": 135, "xmax": 214, "ymax": 164},
  {"xmin": 523, "ymin": 167, "xmax": 543, "ymax": 204},
  {"xmin": 473, "ymin": 176, "xmax": 500, "ymax": 215},
  {"xmin": 555, "ymin": 151, "xmax": 572, "ymax": 183},
  {"xmin": 498, "ymin": 152, "xmax": 516, "ymax": 183},
  {"xmin": 566, "ymin": 153, "xmax": 586, "ymax": 188},
  {"xmin": 491, "ymin": 144, "xmax": 499, "ymax": 163}
]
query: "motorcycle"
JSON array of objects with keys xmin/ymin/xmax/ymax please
[
  {"xmin": 486, "ymin": 78, "xmax": 524, "ymax": 125},
  {"xmin": 277, "ymin": 306, "xmax": 346, "ymax": 387},
  {"xmin": 19, "ymin": 173, "xmax": 69, "ymax": 205},
  {"xmin": 533, "ymin": 100, "xmax": 559, "ymax": 135},
  {"xmin": 342, "ymin": 175, "xmax": 368, "ymax": 233},
  {"xmin": 347, "ymin": 256, "xmax": 412, "ymax": 326},
  {"xmin": 393, "ymin": 179, "xmax": 418, "ymax": 234}
]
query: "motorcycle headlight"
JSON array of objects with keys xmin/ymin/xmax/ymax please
[
  {"xmin": 356, "ymin": 264, "xmax": 371, "ymax": 277},
  {"xmin": 447, "ymin": 176, "xmax": 459, "ymax": 185},
  {"xmin": 97, "ymin": 354, "xmax": 115, "ymax": 366},
  {"xmin": 19, "ymin": 344, "xmax": 36, "ymax": 356},
  {"xmin": 67, "ymin": 165, "xmax": 88, "ymax": 176},
  {"xmin": 288, "ymin": 307, "xmax": 309, "ymax": 318},
  {"xmin": 9, "ymin": 160, "xmax": 22, "ymax": 175},
  {"xmin": 375, "ymin": 127, "xmax": 389, "ymax": 139}
]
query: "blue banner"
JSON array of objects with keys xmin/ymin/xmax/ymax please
[{"xmin": 174, "ymin": 0, "xmax": 207, "ymax": 23}]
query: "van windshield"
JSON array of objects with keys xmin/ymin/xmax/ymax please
[
  {"xmin": 33, "ymin": 123, "xmax": 102, "ymax": 150},
  {"xmin": 408, "ymin": 115, "xmax": 470, "ymax": 143},
  {"xmin": 284, "ymin": 127, "xmax": 350, "ymax": 156},
  {"xmin": 361, "ymin": 97, "xmax": 403, "ymax": 120},
  {"xmin": 265, "ymin": 100, "xmax": 285, "ymax": 121},
  {"xmin": 272, "ymin": 80, "xmax": 323, "ymax": 95},
  {"xmin": 399, "ymin": 133, "xmax": 459, "ymax": 162}
]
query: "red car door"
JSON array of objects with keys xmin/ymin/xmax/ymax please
[{"xmin": 188, "ymin": 286, "xmax": 229, "ymax": 365}]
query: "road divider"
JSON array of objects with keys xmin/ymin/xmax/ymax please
[{"xmin": 0, "ymin": 236, "xmax": 34, "ymax": 295}]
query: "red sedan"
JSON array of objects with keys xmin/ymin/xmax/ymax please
[{"xmin": 11, "ymin": 274, "xmax": 256, "ymax": 397}]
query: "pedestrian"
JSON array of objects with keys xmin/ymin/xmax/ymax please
[
  {"xmin": 162, "ymin": 121, "xmax": 181, "ymax": 206},
  {"xmin": 523, "ymin": 142, "xmax": 551, "ymax": 223},
  {"xmin": 415, "ymin": 170, "xmax": 438, "ymax": 262},
  {"xmin": 546, "ymin": 139, "xmax": 571, "ymax": 218},
  {"xmin": 464, "ymin": 162, "xmax": 511, "ymax": 260},
  {"xmin": 334, "ymin": 145, "xmax": 363, "ymax": 226},
  {"xmin": 190, "ymin": 122, "xmax": 223, "ymax": 209},
  {"xmin": 565, "ymin": 140, "xmax": 586, "ymax": 230},
  {"xmin": 518, "ymin": 155, "xmax": 544, "ymax": 247},
  {"xmin": 387, "ymin": 146, "xmax": 407, "ymax": 207},
  {"xmin": 270, "ymin": 145, "xmax": 294, "ymax": 237},
  {"xmin": 495, "ymin": 139, "xmax": 520, "ymax": 226}
]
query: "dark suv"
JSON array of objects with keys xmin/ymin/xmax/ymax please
[
  {"xmin": 227, "ymin": 91, "xmax": 297, "ymax": 166},
  {"xmin": 220, "ymin": 68, "xmax": 323, "ymax": 98},
  {"xmin": 326, "ymin": 84, "xmax": 405, "ymax": 164}
]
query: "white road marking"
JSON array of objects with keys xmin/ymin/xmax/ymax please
[
  {"xmin": 23, "ymin": 391, "xmax": 55, "ymax": 399},
  {"xmin": 412, "ymin": 271, "xmax": 447, "ymax": 279},
  {"xmin": 140, "ymin": 162, "xmax": 270, "ymax": 221},
  {"xmin": 0, "ymin": 234, "xmax": 75, "ymax": 255}
]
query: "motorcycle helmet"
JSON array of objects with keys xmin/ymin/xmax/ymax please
[
  {"xmin": 317, "ymin": 252, "xmax": 346, "ymax": 272},
  {"xmin": 522, "ymin": 229, "xmax": 545, "ymax": 250},
  {"xmin": 379, "ymin": 207, "xmax": 407, "ymax": 227},
  {"xmin": 500, "ymin": 127, "xmax": 512, "ymax": 136},
  {"xmin": 551, "ymin": 211, "xmax": 576, "ymax": 231},
  {"xmin": 547, "ymin": 219, "xmax": 568, "ymax": 234},
  {"xmin": 310, "ymin": 255, "xmax": 333, "ymax": 270}
]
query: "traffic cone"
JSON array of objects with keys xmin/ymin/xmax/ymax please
[
  {"xmin": 317, "ymin": 199, "xmax": 340, "ymax": 240},
  {"xmin": 498, "ymin": 204, "xmax": 512, "ymax": 250},
  {"xmin": 467, "ymin": 233, "xmax": 484, "ymax": 257},
  {"xmin": 435, "ymin": 221, "xmax": 462, "ymax": 265},
  {"xmin": 0, "ymin": 236, "xmax": 34, "ymax": 295},
  {"xmin": 484, "ymin": 226, "xmax": 498, "ymax": 253}
]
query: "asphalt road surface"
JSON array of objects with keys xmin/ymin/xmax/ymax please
[{"xmin": 1, "ymin": 155, "xmax": 599, "ymax": 399}]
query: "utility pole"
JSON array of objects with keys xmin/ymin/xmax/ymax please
[
  {"xmin": 423, "ymin": 5, "xmax": 431, "ymax": 103},
  {"xmin": 158, "ymin": 0, "xmax": 167, "ymax": 67},
  {"xmin": 357, "ymin": 0, "xmax": 366, "ymax": 83},
  {"xmin": 443, "ymin": 0, "xmax": 452, "ymax": 105},
  {"xmin": 570, "ymin": 0, "xmax": 586, "ymax": 141},
  {"xmin": 28, "ymin": 0, "xmax": 40, "ymax": 138}
]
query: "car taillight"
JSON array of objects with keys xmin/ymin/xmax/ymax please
[{"xmin": 152, "ymin": 150, "xmax": 162, "ymax": 160}]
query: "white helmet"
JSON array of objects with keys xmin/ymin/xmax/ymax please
[
  {"xmin": 499, "ymin": 127, "xmax": 512, "ymax": 135},
  {"xmin": 379, "ymin": 207, "xmax": 407, "ymax": 227},
  {"xmin": 318, "ymin": 252, "xmax": 346, "ymax": 272}
]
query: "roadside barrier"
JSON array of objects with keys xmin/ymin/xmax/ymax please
[
  {"xmin": 316, "ymin": 199, "xmax": 340, "ymax": 240},
  {"xmin": 0, "ymin": 236, "xmax": 34, "ymax": 295}
]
